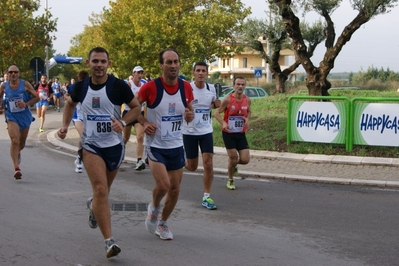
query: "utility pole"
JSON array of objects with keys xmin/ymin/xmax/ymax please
[
  {"xmin": 266, "ymin": 4, "xmax": 272, "ymax": 84},
  {"xmin": 45, "ymin": 0, "xmax": 49, "ymax": 77}
]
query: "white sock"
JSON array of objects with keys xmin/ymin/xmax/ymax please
[
  {"xmin": 204, "ymin": 193, "xmax": 210, "ymax": 198},
  {"xmin": 150, "ymin": 203, "xmax": 160, "ymax": 211}
]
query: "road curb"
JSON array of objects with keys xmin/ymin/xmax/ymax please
[{"xmin": 46, "ymin": 129, "xmax": 399, "ymax": 188}]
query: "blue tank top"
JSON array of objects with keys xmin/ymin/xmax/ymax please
[{"xmin": 4, "ymin": 79, "xmax": 31, "ymax": 115}]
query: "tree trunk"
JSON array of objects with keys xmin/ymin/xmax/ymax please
[
  {"xmin": 305, "ymin": 68, "xmax": 331, "ymax": 96},
  {"xmin": 274, "ymin": 72, "xmax": 287, "ymax": 93}
]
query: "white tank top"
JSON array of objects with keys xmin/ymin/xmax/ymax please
[
  {"xmin": 182, "ymin": 82, "xmax": 216, "ymax": 135},
  {"xmin": 81, "ymin": 85, "xmax": 122, "ymax": 148},
  {"xmin": 145, "ymin": 88, "xmax": 186, "ymax": 149},
  {"xmin": 124, "ymin": 80, "xmax": 145, "ymax": 111}
]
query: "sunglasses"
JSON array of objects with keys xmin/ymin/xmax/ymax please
[{"xmin": 8, "ymin": 71, "xmax": 19, "ymax": 74}]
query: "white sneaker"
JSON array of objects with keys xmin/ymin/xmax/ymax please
[
  {"xmin": 145, "ymin": 203, "xmax": 159, "ymax": 234},
  {"xmin": 105, "ymin": 238, "xmax": 121, "ymax": 258},
  {"xmin": 155, "ymin": 222, "xmax": 173, "ymax": 240},
  {"xmin": 135, "ymin": 159, "xmax": 146, "ymax": 171},
  {"xmin": 74, "ymin": 156, "xmax": 83, "ymax": 173}
]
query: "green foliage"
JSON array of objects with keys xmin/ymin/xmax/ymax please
[
  {"xmin": 0, "ymin": 0, "xmax": 57, "ymax": 75},
  {"xmin": 92, "ymin": 0, "xmax": 251, "ymax": 79},
  {"xmin": 68, "ymin": 16, "xmax": 106, "ymax": 76},
  {"xmin": 351, "ymin": 66, "xmax": 399, "ymax": 85},
  {"xmin": 208, "ymin": 71, "xmax": 224, "ymax": 84}
]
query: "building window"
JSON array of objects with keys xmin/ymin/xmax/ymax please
[
  {"xmin": 243, "ymin": 58, "xmax": 247, "ymax": 68},
  {"xmin": 223, "ymin": 59, "xmax": 226, "ymax": 68}
]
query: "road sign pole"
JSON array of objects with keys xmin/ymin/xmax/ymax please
[{"xmin": 35, "ymin": 59, "xmax": 38, "ymax": 83}]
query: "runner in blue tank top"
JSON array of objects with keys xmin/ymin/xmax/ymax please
[{"xmin": 0, "ymin": 65, "xmax": 39, "ymax": 179}]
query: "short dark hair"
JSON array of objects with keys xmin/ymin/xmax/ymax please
[
  {"xmin": 78, "ymin": 70, "xmax": 89, "ymax": 81},
  {"xmin": 159, "ymin": 48, "xmax": 179, "ymax": 64},
  {"xmin": 88, "ymin": 47, "xmax": 109, "ymax": 60},
  {"xmin": 193, "ymin": 61, "xmax": 208, "ymax": 71},
  {"xmin": 233, "ymin": 76, "xmax": 246, "ymax": 85}
]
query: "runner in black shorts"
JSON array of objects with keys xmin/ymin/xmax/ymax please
[
  {"xmin": 214, "ymin": 77, "xmax": 251, "ymax": 190},
  {"xmin": 182, "ymin": 61, "xmax": 221, "ymax": 210}
]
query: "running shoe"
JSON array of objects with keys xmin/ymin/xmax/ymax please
[
  {"xmin": 18, "ymin": 152, "xmax": 21, "ymax": 165},
  {"xmin": 202, "ymin": 197, "xmax": 217, "ymax": 210},
  {"xmin": 105, "ymin": 238, "xmax": 121, "ymax": 258},
  {"xmin": 145, "ymin": 203, "xmax": 159, "ymax": 234},
  {"xmin": 86, "ymin": 197, "xmax": 98, "ymax": 229},
  {"xmin": 233, "ymin": 166, "xmax": 238, "ymax": 176},
  {"xmin": 75, "ymin": 156, "xmax": 83, "ymax": 173},
  {"xmin": 57, "ymin": 107, "xmax": 60, "ymax": 112},
  {"xmin": 14, "ymin": 169, "xmax": 22, "ymax": 180},
  {"xmin": 39, "ymin": 127, "xmax": 44, "ymax": 133},
  {"xmin": 155, "ymin": 222, "xmax": 173, "ymax": 240},
  {"xmin": 134, "ymin": 159, "xmax": 146, "ymax": 171},
  {"xmin": 226, "ymin": 179, "xmax": 236, "ymax": 190}
]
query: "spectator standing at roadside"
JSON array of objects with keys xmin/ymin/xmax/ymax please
[
  {"xmin": 52, "ymin": 77, "xmax": 61, "ymax": 112},
  {"xmin": 182, "ymin": 61, "xmax": 220, "ymax": 210},
  {"xmin": 1, "ymin": 72, "xmax": 9, "ymax": 87},
  {"xmin": 2, "ymin": 73, "xmax": 9, "ymax": 129},
  {"xmin": 34, "ymin": 74, "xmax": 52, "ymax": 132},
  {"xmin": 214, "ymin": 77, "xmax": 251, "ymax": 190},
  {"xmin": 64, "ymin": 70, "xmax": 89, "ymax": 173},
  {"xmin": 58, "ymin": 47, "xmax": 141, "ymax": 258},
  {"xmin": 0, "ymin": 65, "xmax": 39, "ymax": 179},
  {"xmin": 145, "ymin": 73, "xmax": 151, "ymax": 82},
  {"xmin": 124, "ymin": 65, "xmax": 147, "ymax": 171},
  {"xmin": 137, "ymin": 48, "xmax": 194, "ymax": 240}
]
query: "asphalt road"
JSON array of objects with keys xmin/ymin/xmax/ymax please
[{"xmin": 0, "ymin": 125, "xmax": 398, "ymax": 265}]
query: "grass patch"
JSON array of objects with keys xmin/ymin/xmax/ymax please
[{"xmin": 211, "ymin": 90, "xmax": 399, "ymax": 158}]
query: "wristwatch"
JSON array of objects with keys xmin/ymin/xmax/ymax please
[{"xmin": 119, "ymin": 119, "xmax": 126, "ymax": 127}]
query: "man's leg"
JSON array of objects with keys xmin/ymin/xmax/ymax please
[
  {"xmin": 53, "ymin": 96, "xmax": 57, "ymax": 110},
  {"xmin": 36, "ymin": 106, "xmax": 41, "ymax": 119},
  {"xmin": 134, "ymin": 123, "xmax": 145, "ymax": 158},
  {"xmin": 39, "ymin": 106, "xmax": 47, "ymax": 130},
  {"xmin": 185, "ymin": 157, "xmax": 199, "ymax": 171},
  {"xmin": 202, "ymin": 152, "xmax": 214, "ymax": 193},
  {"xmin": 19, "ymin": 127, "xmax": 30, "ymax": 152},
  {"xmin": 226, "ymin": 148, "xmax": 238, "ymax": 190},
  {"xmin": 161, "ymin": 168, "xmax": 183, "ymax": 221},
  {"xmin": 145, "ymin": 159, "xmax": 169, "ymax": 234},
  {"xmin": 7, "ymin": 121, "xmax": 21, "ymax": 169},
  {"xmin": 83, "ymin": 150, "xmax": 118, "ymax": 239},
  {"xmin": 152, "ymin": 168, "xmax": 183, "ymax": 240},
  {"xmin": 238, "ymin": 148, "xmax": 250, "ymax": 165},
  {"xmin": 148, "ymin": 160, "xmax": 170, "ymax": 208},
  {"xmin": 226, "ymin": 148, "xmax": 238, "ymax": 179}
]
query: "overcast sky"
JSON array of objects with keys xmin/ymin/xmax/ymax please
[{"xmin": 42, "ymin": 0, "xmax": 399, "ymax": 73}]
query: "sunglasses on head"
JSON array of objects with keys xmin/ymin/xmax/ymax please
[{"xmin": 8, "ymin": 71, "xmax": 19, "ymax": 74}]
